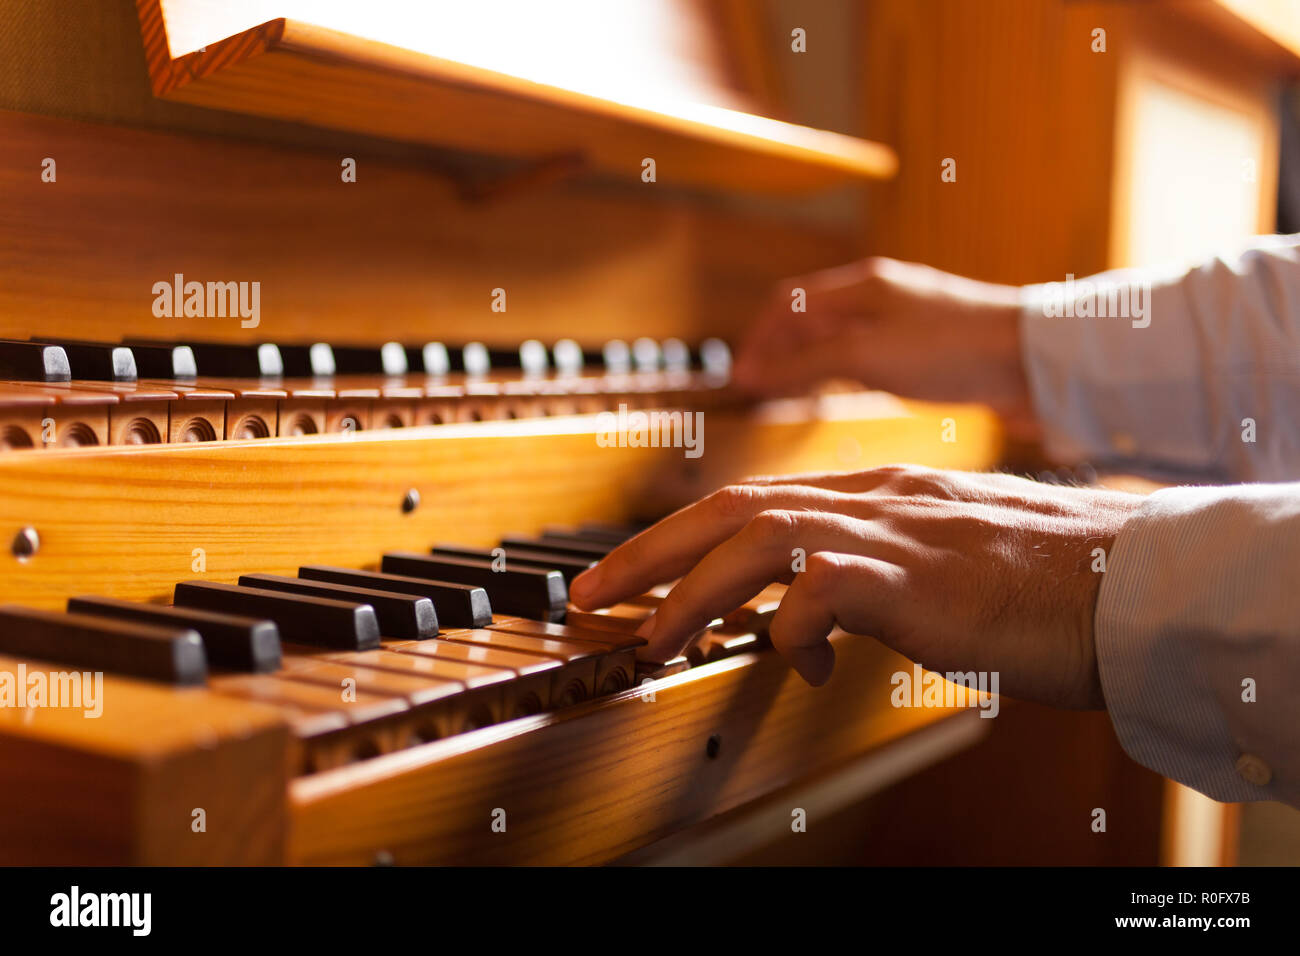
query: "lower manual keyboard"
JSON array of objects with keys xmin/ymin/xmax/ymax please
[{"xmin": 0, "ymin": 523, "xmax": 777, "ymax": 775}]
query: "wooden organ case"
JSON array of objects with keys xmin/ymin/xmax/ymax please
[{"xmin": 0, "ymin": 0, "xmax": 1289, "ymax": 866}]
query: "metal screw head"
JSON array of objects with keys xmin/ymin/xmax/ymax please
[
  {"xmin": 401, "ymin": 489, "xmax": 420, "ymax": 514},
  {"xmin": 11, "ymin": 527, "xmax": 39, "ymax": 561},
  {"xmin": 706, "ymin": 733, "xmax": 722, "ymax": 759}
]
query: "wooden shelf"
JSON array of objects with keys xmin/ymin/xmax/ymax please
[{"xmin": 136, "ymin": 6, "xmax": 897, "ymax": 195}]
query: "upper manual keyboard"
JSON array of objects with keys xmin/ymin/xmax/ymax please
[{"xmin": 0, "ymin": 336, "xmax": 733, "ymax": 450}]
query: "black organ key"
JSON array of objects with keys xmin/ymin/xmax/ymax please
[
  {"xmin": 538, "ymin": 531, "xmax": 620, "ymax": 555},
  {"xmin": 277, "ymin": 343, "xmax": 336, "ymax": 378},
  {"xmin": 578, "ymin": 521, "xmax": 647, "ymax": 540},
  {"xmin": 500, "ymin": 533, "xmax": 613, "ymax": 559},
  {"xmin": 430, "ymin": 544, "xmax": 595, "ymax": 585},
  {"xmin": 380, "ymin": 552, "xmax": 567, "ymax": 622},
  {"xmin": 446, "ymin": 342, "xmax": 490, "ymax": 377},
  {"xmin": 238, "ymin": 573, "xmax": 438, "ymax": 640},
  {"xmin": 0, "ymin": 340, "xmax": 70, "ymax": 382},
  {"xmin": 31, "ymin": 339, "xmax": 137, "ymax": 382},
  {"xmin": 66, "ymin": 595, "xmax": 281, "ymax": 672},
  {"xmin": 133, "ymin": 341, "xmax": 284, "ymax": 379},
  {"xmin": 297, "ymin": 566, "xmax": 492, "ymax": 629},
  {"xmin": 126, "ymin": 342, "xmax": 198, "ymax": 381},
  {"xmin": 546, "ymin": 524, "xmax": 633, "ymax": 545},
  {"xmin": 475, "ymin": 341, "xmax": 547, "ymax": 375},
  {"xmin": 405, "ymin": 343, "xmax": 450, "ymax": 378},
  {"xmin": 0, "ymin": 605, "xmax": 206, "ymax": 685},
  {"xmin": 330, "ymin": 342, "xmax": 407, "ymax": 376},
  {"xmin": 484, "ymin": 346, "xmax": 522, "ymax": 370},
  {"xmin": 173, "ymin": 582, "xmax": 380, "ymax": 650}
]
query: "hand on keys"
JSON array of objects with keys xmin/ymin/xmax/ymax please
[{"xmin": 570, "ymin": 465, "xmax": 1142, "ymax": 707}]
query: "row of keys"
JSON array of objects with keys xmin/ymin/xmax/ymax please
[
  {"xmin": 0, "ymin": 337, "xmax": 732, "ymax": 383},
  {"xmin": 0, "ymin": 337, "xmax": 734, "ymax": 450},
  {"xmin": 0, "ymin": 523, "xmax": 780, "ymax": 775}
]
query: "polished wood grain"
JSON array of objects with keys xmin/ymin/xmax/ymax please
[
  {"xmin": 0, "ymin": 654, "xmax": 290, "ymax": 864},
  {"xmin": 134, "ymin": 2, "xmax": 896, "ymax": 194},
  {"xmin": 287, "ymin": 630, "xmax": 972, "ymax": 865},
  {"xmin": 0, "ymin": 399, "xmax": 1002, "ymax": 609},
  {"xmin": 0, "ymin": 108, "xmax": 855, "ymax": 348},
  {"xmin": 0, "ymin": 393, "xmax": 999, "ymax": 864}
]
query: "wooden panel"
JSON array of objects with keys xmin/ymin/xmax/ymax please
[
  {"xmin": 287, "ymin": 631, "xmax": 973, "ymax": 865},
  {"xmin": 651, "ymin": 392, "xmax": 1004, "ymax": 503},
  {"xmin": 134, "ymin": 3, "xmax": 896, "ymax": 194},
  {"xmin": 860, "ymin": 0, "xmax": 1289, "ymax": 283},
  {"xmin": 861, "ymin": 0, "xmax": 1117, "ymax": 283},
  {"xmin": 0, "ymin": 656, "xmax": 290, "ymax": 864},
  {"xmin": 745, "ymin": 702, "xmax": 1168, "ymax": 866},
  {"xmin": 0, "ymin": 401, "xmax": 1002, "ymax": 608},
  {"xmin": 0, "ymin": 108, "xmax": 855, "ymax": 347}
]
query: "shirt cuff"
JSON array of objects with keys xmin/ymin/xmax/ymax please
[{"xmin": 1096, "ymin": 484, "xmax": 1300, "ymax": 804}]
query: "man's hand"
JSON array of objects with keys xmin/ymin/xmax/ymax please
[
  {"xmin": 569, "ymin": 466, "xmax": 1143, "ymax": 709},
  {"xmin": 732, "ymin": 257, "xmax": 1032, "ymax": 421}
]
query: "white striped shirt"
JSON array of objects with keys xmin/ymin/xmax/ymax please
[{"xmin": 1021, "ymin": 235, "xmax": 1300, "ymax": 806}]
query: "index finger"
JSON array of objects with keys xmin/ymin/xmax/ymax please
[{"xmin": 568, "ymin": 484, "xmax": 863, "ymax": 610}]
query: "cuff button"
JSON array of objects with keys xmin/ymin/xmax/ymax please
[{"xmin": 1235, "ymin": 753, "xmax": 1272, "ymax": 787}]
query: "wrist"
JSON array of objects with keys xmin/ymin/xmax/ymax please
[{"xmin": 976, "ymin": 298, "xmax": 1034, "ymax": 423}]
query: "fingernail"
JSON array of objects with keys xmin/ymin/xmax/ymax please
[
  {"xmin": 570, "ymin": 567, "xmax": 601, "ymax": 604},
  {"xmin": 634, "ymin": 613, "xmax": 657, "ymax": 639}
]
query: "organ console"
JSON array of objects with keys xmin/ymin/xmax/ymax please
[
  {"xmin": 0, "ymin": 326, "xmax": 1003, "ymax": 864},
  {"xmin": 1, "ymin": 0, "xmax": 1290, "ymax": 869}
]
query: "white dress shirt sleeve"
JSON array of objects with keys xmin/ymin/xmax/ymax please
[
  {"xmin": 1096, "ymin": 483, "xmax": 1300, "ymax": 806},
  {"xmin": 1020, "ymin": 234, "xmax": 1300, "ymax": 483},
  {"xmin": 1019, "ymin": 236, "xmax": 1300, "ymax": 806}
]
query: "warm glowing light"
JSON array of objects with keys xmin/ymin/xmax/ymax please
[{"xmin": 162, "ymin": 0, "xmax": 742, "ymax": 110}]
